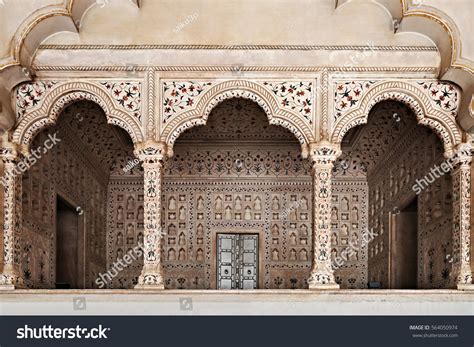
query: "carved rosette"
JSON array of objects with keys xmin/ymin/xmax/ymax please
[
  {"xmin": 450, "ymin": 144, "xmax": 473, "ymax": 288},
  {"xmin": 0, "ymin": 146, "xmax": 24, "ymax": 289},
  {"xmin": 308, "ymin": 143, "xmax": 340, "ymax": 289},
  {"xmin": 134, "ymin": 142, "xmax": 166, "ymax": 289}
]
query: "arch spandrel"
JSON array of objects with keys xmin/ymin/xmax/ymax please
[
  {"xmin": 12, "ymin": 81, "xmax": 145, "ymax": 150},
  {"xmin": 330, "ymin": 80, "xmax": 463, "ymax": 157},
  {"xmin": 159, "ymin": 79, "xmax": 315, "ymax": 158}
]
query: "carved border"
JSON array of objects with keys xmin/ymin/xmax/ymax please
[
  {"xmin": 12, "ymin": 82, "xmax": 145, "ymax": 148},
  {"xmin": 160, "ymin": 80, "xmax": 314, "ymax": 157},
  {"xmin": 330, "ymin": 81, "xmax": 462, "ymax": 157},
  {"xmin": 33, "ymin": 65, "xmax": 438, "ymax": 73},
  {"xmin": 38, "ymin": 44, "xmax": 438, "ymax": 51}
]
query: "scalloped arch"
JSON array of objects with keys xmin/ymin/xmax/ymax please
[
  {"xmin": 160, "ymin": 80, "xmax": 314, "ymax": 158},
  {"xmin": 12, "ymin": 81, "xmax": 144, "ymax": 149},
  {"xmin": 330, "ymin": 81, "xmax": 462, "ymax": 157}
]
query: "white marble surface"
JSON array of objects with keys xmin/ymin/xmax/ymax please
[{"xmin": 0, "ymin": 290, "xmax": 473, "ymax": 315}]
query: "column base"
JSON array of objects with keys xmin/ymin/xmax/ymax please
[
  {"xmin": 0, "ymin": 272, "xmax": 23, "ymax": 290},
  {"xmin": 457, "ymin": 283, "xmax": 474, "ymax": 291},
  {"xmin": 308, "ymin": 283, "xmax": 340, "ymax": 290},
  {"xmin": 134, "ymin": 283, "xmax": 165, "ymax": 290},
  {"xmin": 135, "ymin": 272, "xmax": 165, "ymax": 290}
]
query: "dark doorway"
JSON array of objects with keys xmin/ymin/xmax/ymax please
[
  {"xmin": 390, "ymin": 197, "xmax": 418, "ymax": 289},
  {"xmin": 55, "ymin": 196, "xmax": 80, "ymax": 289}
]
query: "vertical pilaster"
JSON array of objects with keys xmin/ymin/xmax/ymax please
[
  {"xmin": 0, "ymin": 146, "xmax": 23, "ymax": 289},
  {"xmin": 451, "ymin": 144, "xmax": 473, "ymax": 290},
  {"xmin": 308, "ymin": 142, "xmax": 340, "ymax": 289},
  {"xmin": 135, "ymin": 141, "xmax": 166, "ymax": 289}
]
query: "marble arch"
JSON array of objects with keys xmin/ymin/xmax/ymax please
[
  {"xmin": 12, "ymin": 81, "xmax": 144, "ymax": 151},
  {"xmin": 2, "ymin": 1, "xmax": 472, "ymax": 134},
  {"xmin": 160, "ymin": 80, "xmax": 314, "ymax": 158},
  {"xmin": 330, "ymin": 81, "xmax": 463, "ymax": 157}
]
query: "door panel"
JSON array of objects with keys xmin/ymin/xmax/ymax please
[{"xmin": 217, "ymin": 234, "xmax": 258, "ymax": 289}]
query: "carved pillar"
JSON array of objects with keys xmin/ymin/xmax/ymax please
[
  {"xmin": 308, "ymin": 142, "xmax": 340, "ymax": 289},
  {"xmin": 135, "ymin": 141, "xmax": 166, "ymax": 289},
  {"xmin": 451, "ymin": 144, "xmax": 473, "ymax": 290},
  {"xmin": 0, "ymin": 146, "xmax": 23, "ymax": 289}
]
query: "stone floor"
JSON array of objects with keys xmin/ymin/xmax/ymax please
[{"xmin": 0, "ymin": 290, "xmax": 473, "ymax": 315}]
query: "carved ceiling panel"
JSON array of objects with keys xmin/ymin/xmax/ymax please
[
  {"xmin": 178, "ymin": 98, "xmax": 298, "ymax": 143},
  {"xmin": 335, "ymin": 100, "xmax": 423, "ymax": 178},
  {"xmin": 51, "ymin": 101, "xmax": 140, "ymax": 177}
]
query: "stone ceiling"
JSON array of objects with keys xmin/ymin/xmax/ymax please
[{"xmin": 177, "ymin": 98, "xmax": 299, "ymax": 144}]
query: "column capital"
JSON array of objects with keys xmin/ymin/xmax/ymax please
[
  {"xmin": 133, "ymin": 141, "xmax": 167, "ymax": 163},
  {"xmin": 0, "ymin": 143, "xmax": 20, "ymax": 164},
  {"xmin": 451, "ymin": 143, "xmax": 472, "ymax": 168},
  {"xmin": 308, "ymin": 141, "xmax": 341, "ymax": 167}
]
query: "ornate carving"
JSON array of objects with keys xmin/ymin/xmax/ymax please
[
  {"xmin": 15, "ymin": 81, "xmax": 58, "ymax": 120},
  {"xmin": 13, "ymin": 81, "xmax": 145, "ymax": 149},
  {"xmin": 100, "ymin": 81, "xmax": 142, "ymax": 121},
  {"xmin": 160, "ymin": 80, "xmax": 314, "ymax": 157},
  {"xmin": 34, "ymin": 65, "xmax": 438, "ymax": 73},
  {"xmin": 134, "ymin": 141, "xmax": 166, "ymax": 288},
  {"xmin": 146, "ymin": 68, "xmax": 156, "ymax": 139},
  {"xmin": 0, "ymin": 146, "xmax": 23, "ymax": 288},
  {"xmin": 450, "ymin": 144, "xmax": 473, "ymax": 287},
  {"xmin": 320, "ymin": 69, "xmax": 329, "ymax": 139},
  {"xmin": 38, "ymin": 44, "xmax": 438, "ymax": 51},
  {"xmin": 334, "ymin": 81, "xmax": 376, "ymax": 121},
  {"xmin": 262, "ymin": 81, "xmax": 314, "ymax": 124},
  {"xmin": 308, "ymin": 142, "xmax": 340, "ymax": 288},
  {"xmin": 162, "ymin": 81, "xmax": 213, "ymax": 122},
  {"xmin": 331, "ymin": 81, "xmax": 463, "ymax": 157},
  {"xmin": 417, "ymin": 81, "xmax": 460, "ymax": 117}
]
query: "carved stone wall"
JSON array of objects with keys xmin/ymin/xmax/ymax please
[
  {"xmin": 102, "ymin": 98, "xmax": 372, "ymax": 289},
  {"xmin": 21, "ymin": 126, "xmax": 108, "ymax": 288},
  {"xmin": 339, "ymin": 101, "xmax": 453, "ymax": 288},
  {"xmin": 19, "ymin": 101, "xmax": 136, "ymax": 288},
  {"xmin": 156, "ymin": 98, "xmax": 314, "ymax": 289},
  {"xmin": 106, "ymin": 179, "xmax": 144, "ymax": 288},
  {"xmin": 330, "ymin": 181, "xmax": 369, "ymax": 289}
]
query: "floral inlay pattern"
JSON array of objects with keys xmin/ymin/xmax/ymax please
[
  {"xmin": 417, "ymin": 81, "xmax": 459, "ymax": 117},
  {"xmin": 16, "ymin": 81, "xmax": 58, "ymax": 119},
  {"xmin": 162, "ymin": 81, "xmax": 213, "ymax": 122},
  {"xmin": 334, "ymin": 81, "xmax": 376, "ymax": 120},
  {"xmin": 262, "ymin": 81, "xmax": 314, "ymax": 124},
  {"xmin": 101, "ymin": 82, "xmax": 142, "ymax": 121}
]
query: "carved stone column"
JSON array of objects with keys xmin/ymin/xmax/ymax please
[
  {"xmin": 134, "ymin": 141, "xmax": 166, "ymax": 289},
  {"xmin": 451, "ymin": 144, "xmax": 473, "ymax": 290},
  {"xmin": 0, "ymin": 145, "xmax": 23, "ymax": 290},
  {"xmin": 308, "ymin": 142, "xmax": 340, "ymax": 289}
]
